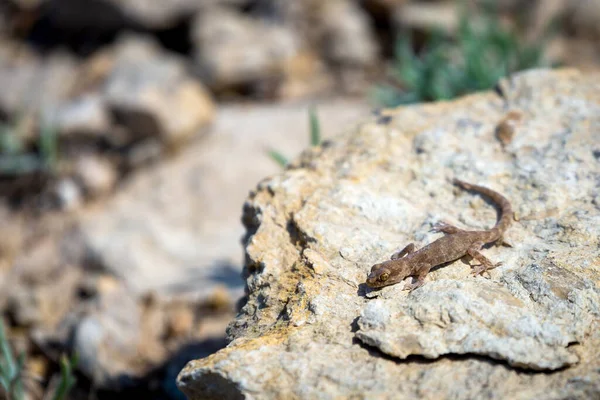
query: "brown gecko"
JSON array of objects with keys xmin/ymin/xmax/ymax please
[{"xmin": 366, "ymin": 179, "xmax": 513, "ymax": 291}]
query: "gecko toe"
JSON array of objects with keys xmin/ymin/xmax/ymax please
[{"xmin": 471, "ymin": 265, "xmax": 488, "ymax": 276}]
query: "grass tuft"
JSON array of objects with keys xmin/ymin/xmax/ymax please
[
  {"xmin": 374, "ymin": 3, "xmax": 554, "ymax": 106},
  {"xmin": 1, "ymin": 319, "xmax": 77, "ymax": 400},
  {"xmin": 0, "ymin": 115, "xmax": 60, "ymax": 176}
]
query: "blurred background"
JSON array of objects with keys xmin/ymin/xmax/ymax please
[{"xmin": 0, "ymin": 0, "xmax": 599, "ymax": 398}]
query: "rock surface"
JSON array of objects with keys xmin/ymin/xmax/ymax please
[{"xmin": 177, "ymin": 69, "xmax": 600, "ymax": 399}]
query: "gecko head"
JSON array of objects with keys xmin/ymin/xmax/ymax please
[{"xmin": 366, "ymin": 259, "xmax": 410, "ymax": 288}]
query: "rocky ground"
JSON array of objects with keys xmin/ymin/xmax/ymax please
[{"xmin": 0, "ymin": 0, "xmax": 600, "ymax": 399}]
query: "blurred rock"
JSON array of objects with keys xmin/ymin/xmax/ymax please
[
  {"xmin": 320, "ymin": 0, "xmax": 379, "ymax": 69},
  {"xmin": 65, "ymin": 277, "xmax": 232, "ymax": 389},
  {"xmin": 54, "ymin": 94, "xmax": 111, "ymax": 138},
  {"xmin": 73, "ymin": 49, "xmax": 116, "ymax": 95},
  {"xmin": 191, "ymin": 7, "xmax": 300, "ymax": 93},
  {"xmin": 103, "ymin": 35, "xmax": 215, "ymax": 146},
  {"xmin": 278, "ymin": 50, "xmax": 334, "ymax": 100},
  {"xmin": 394, "ymin": 1, "xmax": 460, "ymax": 34},
  {"xmin": 364, "ymin": 0, "xmax": 407, "ymax": 11},
  {"xmin": 53, "ymin": 178, "xmax": 83, "ymax": 211},
  {"xmin": 104, "ymin": 0, "xmax": 251, "ymax": 28},
  {"xmin": 125, "ymin": 137, "xmax": 163, "ymax": 169},
  {"xmin": 0, "ymin": 46, "xmax": 78, "ymax": 118},
  {"xmin": 74, "ymin": 154, "xmax": 118, "ymax": 198},
  {"xmin": 4, "ymin": 236, "xmax": 82, "ymax": 328},
  {"xmin": 318, "ymin": 0, "xmax": 379, "ymax": 93},
  {"xmin": 71, "ymin": 282, "xmax": 148, "ymax": 387},
  {"xmin": 165, "ymin": 302, "xmax": 195, "ymax": 339},
  {"xmin": 566, "ymin": 0, "xmax": 600, "ymax": 41},
  {"xmin": 0, "ymin": 203, "xmax": 22, "ymax": 274}
]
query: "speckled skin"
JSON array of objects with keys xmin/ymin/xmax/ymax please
[{"xmin": 366, "ymin": 179, "xmax": 513, "ymax": 290}]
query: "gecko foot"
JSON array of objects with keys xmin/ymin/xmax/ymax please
[
  {"xmin": 403, "ymin": 279, "xmax": 425, "ymax": 291},
  {"xmin": 391, "ymin": 243, "xmax": 416, "ymax": 260},
  {"xmin": 471, "ymin": 261, "xmax": 503, "ymax": 277}
]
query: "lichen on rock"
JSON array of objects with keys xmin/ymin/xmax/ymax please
[{"xmin": 178, "ymin": 69, "xmax": 600, "ymax": 399}]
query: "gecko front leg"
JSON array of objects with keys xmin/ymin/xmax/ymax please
[
  {"xmin": 467, "ymin": 241, "xmax": 503, "ymax": 276},
  {"xmin": 391, "ymin": 243, "xmax": 416, "ymax": 260},
  {"xmin": 403, "ymin": 265, "xmax": 431, "ymax": 291},
  {"xmin": 431, "ymin": 221, "xmax": 464, "ymax": 234}
]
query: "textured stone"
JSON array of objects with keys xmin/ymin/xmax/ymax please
[
  {"xmin": 358, "ymin": 278, "xmax": 586, "ymax": 370},
  {"xmin": 177, "ymin": 69, "xmax": 600, "ymax": 399}
]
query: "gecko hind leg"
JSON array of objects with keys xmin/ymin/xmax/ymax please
[
  {"xmin": 495, "ymin": 236, "xmax": 513, "ymax": 248},
  {"xmin": 467, "ymin": 241, "xmax": 502, "ymax": 277},
  {"xmin": 391, "ymin": 243, "xmax": 416, "ymax": 260},
  {"xmin": 431, "ymin": 221, "xmax": 463, "ymax": 235}
]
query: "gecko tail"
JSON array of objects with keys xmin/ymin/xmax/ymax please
[
  {"xmin": 452, "ymin": 178, "xmax": 472, "ymax": 189},
  {"xmin": 451, "ymin": 178, "xmax": 513, "ymax": 235}
]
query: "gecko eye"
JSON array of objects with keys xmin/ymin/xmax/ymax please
[{"xmin": 379, "ymin": 273, "xmax": 389, "ymax": 282}]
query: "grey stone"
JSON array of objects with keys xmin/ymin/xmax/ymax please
[
  {"xmin": 54, "ymin": 94, "xmax": 111, "ymax": 138},
  {"xmin": 177, "ymin": 69, "xmax": 600, "ymax": 399}
]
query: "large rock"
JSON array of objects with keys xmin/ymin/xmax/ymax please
[
  {"xmin": 177, "ymin": 69, "xmax": 600, "ymax": 399},
  {"xmin": 103, "ymin": 35, "xmax": 215, "ymax": 146}
]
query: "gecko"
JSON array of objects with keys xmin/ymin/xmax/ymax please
[{"xmin": 366, "ymin": 179, "xmax": 513, "ymax": 291}]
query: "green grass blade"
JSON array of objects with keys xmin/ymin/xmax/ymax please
[
  {"xmin": 9, "ymin": 352, "xmax": 25, "ymax": 400},
  {"xmin": 38, "ymin": 122, "xmax": 59, "ymax": 172},
  {"xmin": 50, "ymin": 354, "xmax": 78, "ymax": 400},
  {"xmin": 267, "ymin": 149, "xmax": 289, "ymax": 168},
  {"xmin": 309, "ymin": 106, "xmax": 321, "ymax": 147},
  {"xmin": 0, "ymin": 320, "xmax": 15, "ymax": 379}
]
